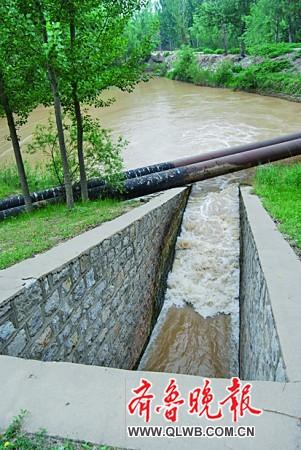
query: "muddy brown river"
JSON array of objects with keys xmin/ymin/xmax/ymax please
[
  {"xmin": 1, "ymin": 77, "xmax": 301, "ymax": 168},
  {"xmin": 1, "ymin": 78, "xmax": 300, "ymax": 378}
]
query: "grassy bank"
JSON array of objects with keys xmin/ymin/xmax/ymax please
[
  {"xmin": 0, "ymin": 198, "xmax": 134, "ymax": 269},
  {"xmin": 0, "ymin": 411, "xmax": 117, "ymax": 450},
  {"xmin": 162, "ymin": 44, "xmax": 301, "ymax": 99},
  {"xmin": 254, "ymin": 163, "xmax": 301, "ymax": 251},
  {"xmin": 0, "ymin": 165, "xmax": 57, "ymax": 199}
]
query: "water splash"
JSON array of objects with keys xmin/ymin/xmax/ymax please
[{"xmin": 139, "ymin": 176, "xmax": 240, "ymax": 377}]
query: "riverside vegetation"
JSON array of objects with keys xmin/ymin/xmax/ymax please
[
  {"xmin": 0, "ymin": 411, "xmax": 118, "ymax": 450},
  {"xmin": 254, "ymin": 163, "xmax": 301, "ymax": 253},
  {"xmin": 137, "ymin": 0, "xmax": 301, "ymax": 98},
  {"xmin": 155, "ymin": 44, "xmax": 301, "ymax": 99},
  {"xmin": 0, "ymin": 197, "xmax": 135, "ymax": 270},
  {"xmin": 0, "ymin": 0, "xmax": 154, "ymax": 210}
]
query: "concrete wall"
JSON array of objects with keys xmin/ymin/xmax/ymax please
[
  {"xmin": 0, "ymin": 188, "xmax": 301, "ymax": 449},
  {"xmin": 240, "ymin": 187, "xmax": 301, "ymax": 382},
  {"xmin": 0, "ymin": 188, "xmax": 189, "ymax": 369},
  {"xmin": 0, "ymin": 357, "xmax": 301, "ymax": 450}
]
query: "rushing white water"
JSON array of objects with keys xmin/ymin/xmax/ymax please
[
  {"xmin": 166, "ymin": 182, "xmax": 240, "ymax": 319},
  {"xmin": 139, "ymin": 176, "xmax": 241, "ymax": 377}
]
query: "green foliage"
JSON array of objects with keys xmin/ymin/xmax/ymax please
[
  {"xmin": 126, "ymin": 7, "xmax": 160, "ymax": 56},
  {"xmin": 170, "ymin": 47, "xmax": 196, "ymax": 81},
  {"xmin": 214, "ymin": 60, "xmax": 235, "ymax": 85},
  {"xmin": 248, "ymin": 43, "xmax": 301, "ymax": 58},
  {"xmin": 0, "ymin": 1, "xmax": 47, "ymax": 122},
  {"xmin": 27, "ymin": 115, "xmax": 126, "ymax": 189},
  {"xmin": 255, "ymin": 163, "xmax": 301, "ymax": 249},
  {"xmin": 0, "ymin": 0, "xmax": 153, "ymax": 209},
  {"xmin": 230, "ymin": 60, "xmax": 301, "ymax": 96},
  {"xmin": 157, "ymin": 0, "xmax": 301, "ymax": 53},
  {"xmin": 171, "ymin": 50, "xmax": 235, "ymax": 87},
  {"xmin": 190, "ymin": 60, "xmax": 235, "ymax": 87},
  {"xmin": 190, "ymin": 0, "xmax": 252, "ymax": 54},
  {"xmin": 0, "ymin": 164, "xmax": 57, "ymax": 198},
  {"xmin": 0, "ymin": 410, "xmax": 123, "ymax": 449},
  {"xmin": 228, "ymin": 47, "xmax": 240, "ymax": 54},
  {"xmin": 152, "ymin": 62, "xmax": 169, "ymax": 77},
  {"xmin": 157, "ymin": 0, "xmax": 200, "ymax": 50},
  {"xmin": 168, "ymin": 45, "xmax": 301, "ymax": 98},
  {"xmin": 244, "ymin": 0, "xmax": 301, "ymax": 47}
]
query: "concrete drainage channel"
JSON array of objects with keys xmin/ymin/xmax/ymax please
[{"xmin": 0, "ymin": 182, "xmax": 300, "ymax": 448}]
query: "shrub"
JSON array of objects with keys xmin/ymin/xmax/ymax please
[
  {"xmin": 214, "ymin": 61, "xmax": 235, "ymax": 86},
  {"xmin": 0, "ymin": 164, "xmax": 57, "ymax": 198},
  {"xmin": 248, "ymin": 43, "xmax": 301, "ymax": 58},
  {"xmin": 214, "ymin": 48, "xmax": 225, "ymax": 54},
  {"xmin": 201, "ymin": 47, "xmax": 215, "ymax": 54},
  {"xmin": 27, "ymin": 115, "xmax": 126, "ymax": 190},
  {"xmin": 154, "ymin": 62, "xmax": 168, "ymax": 77},
  {"xmin": 188, "ymin": 60, "xmax": 235, "ymax": 88},
  {"xmin": 230, "ymin": 59, "xmax": 301, "ymax": 96},
  {"xmin": 171, "ymin": 47, "xmax": 196, "ymax": 82},
  {"xmin": 228, "ymin": 47, "xmax": 240, "ymax": 54},
  {"xmin": 189, "ymin": 65, "xmax": 215, "ymax": 86}
]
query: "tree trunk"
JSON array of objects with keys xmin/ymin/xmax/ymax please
[
  {"xmin": 288, "ymin": 17, "xmax": 293, "ymax": 43},
  {"xmin": 222, "ymin": 23, "xmax": 228, "ymax": 55},
  {"xmin": 70, "ymin": 13, "xmax": 89, "ymax": 202},
  {"xmin": 47, "ymin": 65, "xmax": 74, "ymax": 209},
  {"xmin": 0, "ymin": 76, "xmax": 33, "ymax": 212},
  {"xmin": 72, "ymin": 90, "xmax": 88, "ymax": 202},
  {"xmin": 37, "ymin": 3, "xmax": 74, "ymax": 209}
]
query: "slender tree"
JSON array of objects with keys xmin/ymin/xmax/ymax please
[
  {"xmin": 59, "ymin": 0, "xmax": 153, "ymax": 201},
  {"xmin": 0, "ymin": 1, "xmax": 44, "ymax": 211},
  {"xmin": 17, "ymin": 0, "xmax": 75, "ymax": 208}
]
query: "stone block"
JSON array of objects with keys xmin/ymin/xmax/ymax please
[
  {"xmin": 27, "ymin": 307, "xmax": 43, "ymax": 337},
  {"xmin": 14, "ymin": 282, "xmax": 42, "ymax": 323},
  {"xmin": 7, "ymin": 330, "xmax": 27, "ymax": 356},
  {"xmin": 73, "ymin": 279, "xmax": 85, "ymax": 302},
  {"xmin": 80, "ymin": 254, "xmax": 91, "ymax": 274},
  {"xmin": 45, "ymin": 290, "xmax": 60, "ymax": 316},
  {"xmin": 0, "ymin": 321, "xmax": 16, "ymax": 344},
  {"xmin": 85, "ymin": 269, "xmax": 95, "ymax": 289}
]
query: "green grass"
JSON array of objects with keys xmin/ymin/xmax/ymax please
[
  {"xmin": 0, "ymin": 164, "xmax": 57, "ymax": 198},
  {"xmin": 0, "ymin": 411, "xmax": 119, "ymax": 449},
  {"xmin": 254, "ymin": 163, "xmax": 301, "ymax": 250},
  {"xmin": 248, "ymin": 42, "xmax": 301, "ymax": 58},
  {"xmin": 0, "ymin": 198, "xmax": 134, "ymax": 269}
]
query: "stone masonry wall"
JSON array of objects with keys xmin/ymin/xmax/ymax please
[
  {"xmin": 240, "ymin": 196, "xmax": 287, "ymax": 382},
  {"xmin": 0, "ymin": 189, "xmax": 189, "ymax": 369}
]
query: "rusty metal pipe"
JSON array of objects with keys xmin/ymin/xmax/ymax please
[
  {"xmin": 1, "ymin": 130, "xmax": 301, "ymax": 212},
  {"xmin": 165, "ymin": 130, "xmax": 301, "ymax": 168},
  {"xmin": 120, "ymin": 137, "xmax": 301, "ymax": 199},
  {"xmin": 1, "ymin": 136, "xmax": 300, "ymax": 220}
]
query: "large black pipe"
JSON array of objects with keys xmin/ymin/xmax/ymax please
[
  {"xmin": 2, "ymin": 136, "xmax": 299, "ymax": 221},
  {"xmin": 0, "ymin": 130, "xmax": 300, "ymax": 212},
  {"xmin": 90, "ymin": 137, "xmax": 301, "ymax": 199}
]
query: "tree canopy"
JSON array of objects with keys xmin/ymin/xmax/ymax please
[
  {"xmin": 0, "ymin": 0, "xmax": 154, "ymax": 208},
  {"xmin": 145, "ymin": 0, "xmax": 301, "ymax": 51}
]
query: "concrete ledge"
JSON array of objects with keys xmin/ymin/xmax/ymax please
[
  {"xmin": 0, "ymin": 355, "xmax": 300, "ymax": 449},
  {"xmin": 0, "ymin": 187, "xmax": 300, "ymax": 449},
  {"xmin": 240, "ymin": 187, "xmax": 301, "ymax": 382}
]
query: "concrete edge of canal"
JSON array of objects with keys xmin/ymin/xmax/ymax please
[{"xmin": 0, "ymin": 185, "xmax": 300, "ymax": 449}]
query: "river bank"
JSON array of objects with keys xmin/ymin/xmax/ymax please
[{"xmin": 149, "ymin": 47, "xmax": 301, "ymax": 102}]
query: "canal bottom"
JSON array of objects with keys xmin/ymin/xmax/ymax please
[
  {"xmin": 139, "ymin": 176, "xmax": 243, "ymax": 379},
  {"xmin": 140, "ymin": 306, "xmax": 232, "ymax": 378}
]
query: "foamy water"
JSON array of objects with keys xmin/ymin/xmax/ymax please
[{"xmin": 139, "ymin": 176, "xmax": 240, "ymax": 376}]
